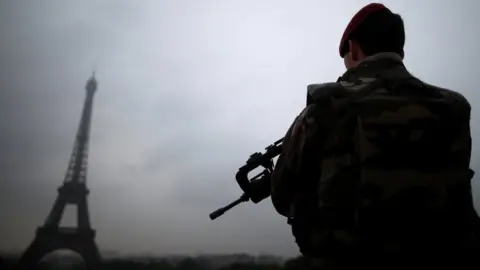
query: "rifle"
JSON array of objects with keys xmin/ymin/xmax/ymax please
[{"xmin": 209, "ymin": 138, "xmax": 284, "ymax": 220}]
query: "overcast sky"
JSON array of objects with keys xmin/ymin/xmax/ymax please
[{"xmin": 0, "ymin": 0, "xmax": 479, "ymax": 258}]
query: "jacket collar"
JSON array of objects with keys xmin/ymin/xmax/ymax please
[{"xmin": 341, "ymin": 52, "xmax": 404, "ymax": 81}]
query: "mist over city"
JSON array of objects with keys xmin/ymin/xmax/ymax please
[{"xmin": 1, "ymin": 0, "xmax": 479, "ymax": 269}]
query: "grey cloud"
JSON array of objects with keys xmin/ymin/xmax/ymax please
[{"xmin": 1, "ymin": 0, "xmax": 479, "ymax": 258}]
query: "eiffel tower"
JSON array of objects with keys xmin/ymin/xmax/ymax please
[{"xmin": 16, "ymin": 73, "xmax": 102, "ymax": 270}]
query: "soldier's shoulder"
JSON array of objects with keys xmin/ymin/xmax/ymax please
[
  {"xmin": 307, "ymin": 82, "xmax": 343, "ymax": 97},
  {"xmin": 423, "ymin": 82, "xmax": 471, "ymax": 108},
  {"xmin": 306, "ymin": 82, "xmax": 347, "ymax": 105}
]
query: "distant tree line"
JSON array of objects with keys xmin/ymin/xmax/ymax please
[{"xmin": 0, "ymin": 255, "xmax": 310, "ymax": 270}]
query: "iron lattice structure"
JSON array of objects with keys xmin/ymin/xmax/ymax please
[{"xmin": 16, "ymin": 73, "xmax": 102, "ymax": 270}]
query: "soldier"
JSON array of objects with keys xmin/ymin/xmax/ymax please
[{"xmin": 271, "ymin": 3, "xmax": 478, "ymax": 269}]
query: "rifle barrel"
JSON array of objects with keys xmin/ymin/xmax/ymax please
[{"xmin": 209, "ymin": 194, "xmax": 249, "ymax": 220}]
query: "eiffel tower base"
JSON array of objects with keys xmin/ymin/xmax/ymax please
[{"xmin": 15, "ymin": 226, "xmax": 102, "ymax": 270}]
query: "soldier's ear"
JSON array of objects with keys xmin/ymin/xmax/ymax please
[{"xmin": 348, "ymin": 40, "xmax": 359, "ymax": 62}]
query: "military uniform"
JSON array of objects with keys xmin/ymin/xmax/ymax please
[{"xmin": 270, "ymin": 52, "xmax": 478, "ymax": 269}]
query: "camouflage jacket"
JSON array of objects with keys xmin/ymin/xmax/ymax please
[
  {"xmin": 270, "ymin": 52, "xmax": 473, "ymax": 214},
  {"xmin": 270, "ymin": 52, "xmax": 476, "ymax": 256}
]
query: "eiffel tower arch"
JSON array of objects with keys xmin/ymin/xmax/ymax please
[{"xmin": 15, "ymin": 73, "xmax": 102, "ymax": 270}]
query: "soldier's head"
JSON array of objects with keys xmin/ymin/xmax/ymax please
[{"xmin": 340, "ymin": 3, "xmax": 405, "ymax": 70}]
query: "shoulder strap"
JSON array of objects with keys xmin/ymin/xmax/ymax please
[
  {"xmin": 306, "ymin": 83, "xmax": 345, "ymax": 106},
  {"xmin": 306, "ymin": 79, "xmax": 387, "ymax": 113}
]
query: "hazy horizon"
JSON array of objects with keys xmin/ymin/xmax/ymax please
[{"xmin": 1, "ymin": 0, "xmax": 479, "ymax": 258}]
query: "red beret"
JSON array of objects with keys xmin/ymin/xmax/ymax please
[{"xmin": 339, "ymin": 3, "xmax": 388, "ymax": 57}]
